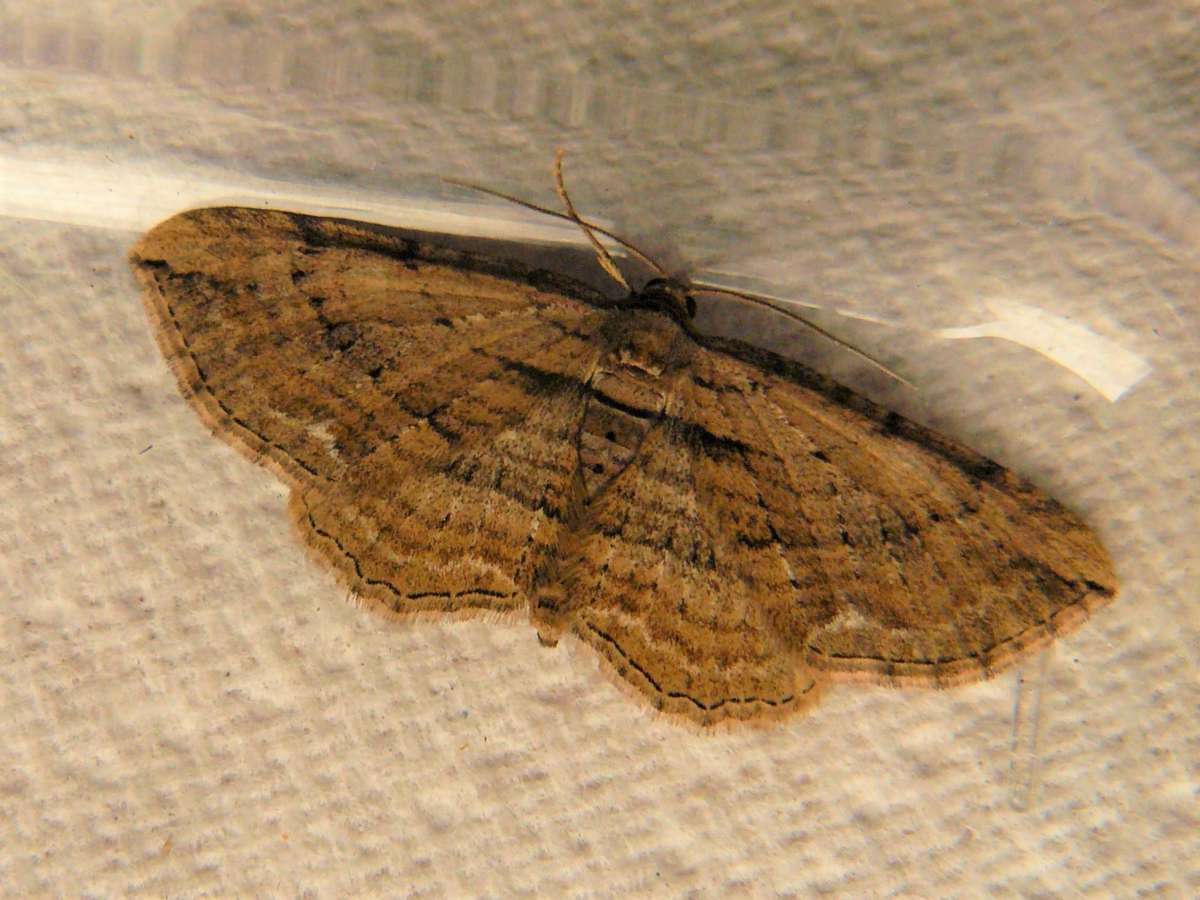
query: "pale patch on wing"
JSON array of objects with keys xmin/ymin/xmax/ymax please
[
  {"xmin": 306, "ymin": 420, "xmax": 341, "ymax": 460},
  {"xmin": 814, "ymin": 606, "xmax": 872, "ymax": 637}
]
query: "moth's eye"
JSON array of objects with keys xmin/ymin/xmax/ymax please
[{"xmin": 685, "ymin": 296, "xmax": 697, "ymax": 318}]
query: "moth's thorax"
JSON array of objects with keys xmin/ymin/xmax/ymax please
[
  {"xmin": 631, "ymin": 277, "xmax": 696, "ymax": 328},
  {"xmin": 577, "ymin": 310, "xmax": 689, "ymax": 499}
]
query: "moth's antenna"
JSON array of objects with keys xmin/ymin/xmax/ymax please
[
  {"xmin": 689, "ymin": 279, "xmax": 912, "ymax": 387},
  {"xmin": 442, "ymin": 174, "xmax": 669, "ymax": 278},
  {"xmin": 444, "ymin": 162, "xmax": 910, "ymax": 387},
  {"xmin": 551, "ymin": 149, "xmax": 629, "ymax": 291}
]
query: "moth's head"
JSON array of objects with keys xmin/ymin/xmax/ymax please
[{"xmin": 633, "ymin": 277, "xmax": 699, "ymax": 330}]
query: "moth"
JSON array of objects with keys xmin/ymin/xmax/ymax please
[{"xmin": 130, "ymin": 155, "xmax": 1117, "ymax": 726}]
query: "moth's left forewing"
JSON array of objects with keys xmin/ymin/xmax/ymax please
[
  {"xmin": 132, "ymin": 208, "xmax": 609, "ymax": 621},
  {"xmin": 133, "ymin": 208, "xmax": 341, "ymax": 488}
]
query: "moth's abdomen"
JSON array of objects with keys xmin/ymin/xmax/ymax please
[
  {"xmin": 577, "ymin": 315, "xmax": 683, "ymax": 499},
  {"xmin": 578, "ymin": 367, "xmax": 666, "ymax": 498}
]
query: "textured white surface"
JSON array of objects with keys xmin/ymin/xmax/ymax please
[{"xmin": 1, "ymin": 1, "xmax": 1197, "ymax": 896}]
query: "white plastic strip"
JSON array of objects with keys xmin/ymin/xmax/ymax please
[
  {"xmin": 688, "ymin": 280, "xmax": 1150, "ymax": 403},
  {"xmin": 1, "ymin": 150, "xmax": 1150, "ymax": 401},
  {"xmin": 935, "ymin": 299, "xmax": 1150, "ymax": 402},
  {"xmin": 0, "ymin": 151, "xmax": 590, "ymax": 244}
]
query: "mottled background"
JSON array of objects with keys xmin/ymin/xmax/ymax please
[{"xmin": 1, "ymin": 1, "xmax": 1196, "ymax": 895}]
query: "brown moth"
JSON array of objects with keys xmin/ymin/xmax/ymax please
[{"xmin": 130, "ymin": 161, "xmax": 1117, "ymax": 726}]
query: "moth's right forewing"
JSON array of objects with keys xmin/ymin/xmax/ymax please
[{"xmin": 689, "ymin": 338, "xmax": 1117, "ymax": 686}]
